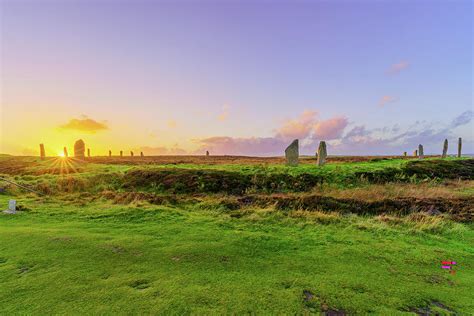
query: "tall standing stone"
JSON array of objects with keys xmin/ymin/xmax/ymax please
[
  {"xmin": 39, "ymin": 144, "xmax": 45, "ymax": 160},
  {"xmin": 317, "ymin": 141, "xmax": 327, "ymax": 166},
  {"xmin": 403, "ymin": 152, "xmax": 407, "ymax": 157},
  {"xmin": 120, "ymin": 151, "xmax": 123, "ymax": 157},
  {"xmin": 109, "ymin": 150, "xmax": 112, "ymax": 157},
  {"xmin": 413, "ymin": 150, "xmax": 418, "ymax": 157},
  {"xmin": 418, "ymin": 144, "xmax": 424, "ymax": 159},
  {"xmin": 74, "ymin": 139, "xmax": 85, "ymax": 159},
  {"xmin": 87, "ymin": 148, "xmax": 91, "ymax": 157},
  {"xmin": 130, "ymin": 151, "xmax": 134, "ymax": 157},
  {"xmin": 206, "ymin": 151, "xmax": 209, "ymax": 157},
  {"xmin": 140, "ymin": 152, "xmax": 144, "ymax": 157},
  {"xmin": 458, "ymin": 138, "xmax": 462, "ymax": 158},
  {"xmin": 63, "ymin": 147, "xmax": 68, "ymax": 158},
  {"xmin": 285, "ymin": 139, "xmax": 299, "ymax": 166},
  {"xmin": 442, "ymin": 139, "xmax": 448, "ymax": 158}
]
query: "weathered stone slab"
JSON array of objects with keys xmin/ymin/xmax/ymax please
[
  {"xmin": 413, "ymin": 150, "xmax": 418, "ymax": 157},
  {"xmin": 130, "ymin": 151, "xmax": 134, "ymax": 157},
  {"xmin": 74, "ymin": 139, "xmax": 85, "ymax": 159},
  {"xmin": 442, "ymin": 139, "xmax": 448, "ymax": 158},
  {"xmin": 109, "ymin": 150, "xmax": 112, "ymax": 157},
  {"xmin": 140, "ymin": 152, "xmax": 144, "ymax": 157},
  {"xmin": 3, "ymin": 199, "xmax": 16, "ymax": 214},
  {"xmin": 206, "ymin": 151, "xmax": 209, "ymax": 157},
  {"xmin": 317, "ymin": 141, "xmax": 327, "ymax": 166},
  {"xmin": 63, "ymin": 147, "xmax": 68, "ymax": 158},
  {"xmin": 418, "ymin": 144, "xmax": 424, "ymax": 159},
  {"xmin": 403, "ymin": 152, "xmax": 407, "ymax": 157},
  {"xmin": 120, "ymin": 151, "xmax": 123, "ymax": 157},
  {"xmin": 39, "ymin": 144, "xmax": 45, "ymax": 160},
  {"xmin": 285, "ymin": 139, "xmax": 299, "ymax": 166},
  {"xmin": 458, "ymin": 138, "xmax": 462, "ymax": 158}
]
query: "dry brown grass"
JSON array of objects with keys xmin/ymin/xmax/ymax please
[{"xmin": 320, "ymin": 180, "xmax": 474, "ymax": 201}]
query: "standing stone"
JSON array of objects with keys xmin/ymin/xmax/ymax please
[
  {"xmin": 120, "ymin": 151, "xmax": 123, "ymax": 157},
  {"xmin": 403, "ymin": 152, "xmax": 407, "ymax": 157},
  {"xmin": 285, "ymin": 139, "xmax": 299, "ymax": 166},
  {"xmin": 87, "ymin": 148, "xmax": 91, "ymax": 157},
  {"xmin": 8, "ymin": 200, "xmax": 16, "ymax": 212},
  {"xmin": 418, "ymin": 144, "xmax": 424, "ymax": 159},
  {"xmin": 109, "ymin": 150, "xmax": 112, "ymax": 157},
  {"xmin": 317, "ymin": 141, "xmax": 327, "ymax": 166},
  {"xmin": 140, "ymin": 152, "xmax": 144, "ymax": 157},
  {"xmin": 130, "ymin": 151, "xmax": 134, "ymax": 157},
  {"xmin": 63, "ymin": 147, "xmax": 68, "ymax": 158},
  {"xmin": 458, "ymin": 138, "xmax": 462, "ymax": 158},
  {"xmin": 3, "ymin": 199, "xmax": 16, "ymax": 214},
  {"xmin": 413, "ymin": 150, "xmax": 418, "ymax": 157},
  {"xmin": 442, "ymin": 139, "xmax": 448, "ymax": 158},
  {"xmin": 206, "ymin": 151, "xmax": 209, "ymax": 157},
  {"xmin": 74, "ymin": 139, "xmax": 85, "ymax": 159},
  {"xmin": 39, "ymin": 144, "xmax": 45, "ymax": 160}
]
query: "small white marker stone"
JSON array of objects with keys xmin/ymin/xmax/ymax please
[{"xmin": 3, "ymin": 199, "xmax": 17, "ymax": 214}]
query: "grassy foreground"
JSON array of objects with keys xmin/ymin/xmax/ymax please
[{"xmin": 0, "ymin": 156, "xmax": 473, "ymax": 314}]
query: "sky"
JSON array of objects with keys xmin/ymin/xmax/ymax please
[{"xmin": 0, "ymin": 0, "xmax": 472, "ymax": 156}]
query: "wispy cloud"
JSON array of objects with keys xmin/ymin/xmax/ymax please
[
  {"xmin": 59, "ymin": 115, "xmax": 108, "ymax": 133},
  {"xmin": 167, "ymin": 119, "xmax": 177, "ymax": 128},
  {"xmin": 450, "ymin": 110, "xmax": 473, "ymax": 128},
  {"xmin": 217, "ymin": 104, "xmax": 230, "ymax": 122},
  {"xmin": 387, "ymin": 60, "xmax": 409, "ymax": 74},
  {"xmin": 379, "ymin": 95, "xmax": 399, "ymax": 107},
  {"xmin": 333, "ymin": 111, "xmax": 473, "ymax": 155},
  {"xmin": 138, "ymin": 145, "xmax": 187, "ymax": 155}
]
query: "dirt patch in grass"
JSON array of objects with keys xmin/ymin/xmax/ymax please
[
  {"xmin": 406, "ymin": 300, "xmax": 456, "ymax": 315},
  {"xmin": 128, "ymin": 279, "xmax": 150, "ymax": 290}
]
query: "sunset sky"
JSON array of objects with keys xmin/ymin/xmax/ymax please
[{"xmin": 1, "ymin": 0, "xmax": 472, "ymax": 156}]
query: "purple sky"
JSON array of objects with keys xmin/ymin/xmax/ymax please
[{"xmin": 1, "ymin": 0, "xmax": 472, "ymax": 156}]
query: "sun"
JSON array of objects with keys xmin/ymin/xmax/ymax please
[{"xmin": 58, "ymin": 151, "xmax": 65, "ymax": 158}]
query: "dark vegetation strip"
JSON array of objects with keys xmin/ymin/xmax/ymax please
[
  {"xmin": 99, "ymin": 191, "xmax": 473, "ymax": 222},
  {"xmin": 122, "ymin": 160, "xmax": 474, "ymax": 194}
]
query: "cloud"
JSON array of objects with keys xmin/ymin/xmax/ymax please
[
  {"xmin": 217, "ymin": 104, "xmax": 230, "ymax": 122},
  {"xmin": 332, "ymin": 111, "xmax": 473, "ymax": 155},
  {"xmin": 133, "ymin": 109, "xmax": 472, "ymax": 157},
  {"xmin": 275, "ymin": 110, "xmax": 318, "ymax": 140},
  {"xmin": 194, "ymin": 136, "xmax": 287, "ymax": 156},
  {"xmin": 387, "ymin": 60, "xmax": 409, "ymax": 74},
  {"xmin": 59, "ymin": 115, "xmax": 108, "ymax": 133},
  {"xmin": 167, "ymin": 120, "xmax": 177, "ymax": 128},
  {"xmin": 379, "ymin": 95, "xmax": 399, "ymax": 107},
  {"xmin": 450, "ymin": 110, "xmax": 473, "ymax": 128},
  {"xmin": 195, "ymin": 110, "xmax": 349, "ymax": 156},
  {"xmin": 313, "ymin": 116, "xmax": 348, "ymax": 140},
  {"xmin": 138, "ymin": 145, "xmax": 187, "ymax": 155}
]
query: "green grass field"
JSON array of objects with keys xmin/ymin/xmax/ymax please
[{"xmin": 0, "ymin": 156, "xmax": 473, "ymax": 314}]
